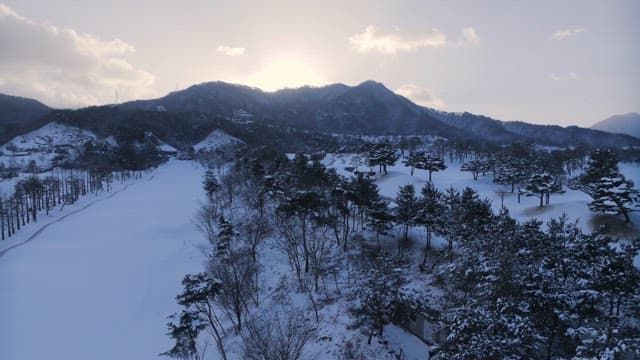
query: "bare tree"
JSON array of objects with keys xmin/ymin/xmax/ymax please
[
  {"xmin": 275, "ymin": 217, "xmax": 306, "ymax": 292},
  {"xmin": 194, "ymin": 202, "xmax": 219, "ymax": 245},
  {"xmin": 208, "ymin": 248, "xmax": 258, "ymax": 333},
  {"xmin": 238, "ymin": 214, "xmax": 271, "ymax": 263},
  {"xmin": 241, "ymin": 311, "xmax": 316, "ymax": 360}
]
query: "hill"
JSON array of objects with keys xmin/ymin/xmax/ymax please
[
  {"xmin": 591, "ymin": 112, "xmax": 640, "ymax": 139},
  {"xmin": 0, "ymin": 93, "xmax": 52, "ymax": 145}
]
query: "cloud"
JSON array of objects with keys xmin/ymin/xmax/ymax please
[
  {"xmin": 395, "ymin": 84, "xmax": 446, "ymax": 109},
  {"xmin": 551, "ymin": 27, "xmax": 587, "ymax": 40},
  {"xmin": 548, "ymin": 72, "xmax": 581, "ymax": 81},
  {"xmin": 0, "ymin": 4, "xmax": 154, "ymax": 107},
  {"xmin": 216, "ymin": 45, "xmax": 245, "ymax": 56},
  {"xmin": 462, "ymin": 27, "xmax": 480, "ymax": 44},
  {"xmin": 349, "ymin": 26, "xmax": 447, "ymax": 55}
]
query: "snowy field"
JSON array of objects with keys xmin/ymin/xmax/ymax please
[{"xmin": 0, "ymin": 160, "xmax": 208, "ymax": 360}]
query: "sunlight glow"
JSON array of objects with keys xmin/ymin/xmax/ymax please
[{"xmin": 245, "ymin": 59, "xmax": 326, "ymax": 91}]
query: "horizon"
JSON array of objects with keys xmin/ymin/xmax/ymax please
[{"xmin": 0, "ymin": 1, "xmax": 638, "ymax": 127}]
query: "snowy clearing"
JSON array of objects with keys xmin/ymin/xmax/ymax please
[{"xmin": 0, "ymin": 160, "xmax": 208, "ymax": 360}]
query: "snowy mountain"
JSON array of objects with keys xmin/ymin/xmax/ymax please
[
  {"xmin": 0, "ymin": 122, "xmax": 96, "ymax": 170},
  {"xmin": 2, "ymin": 83, "xmax": 639, "ymax": 150},
  {"xmin": 119, "ymin": 81, "xmax": 639, "ymax": 148},
  {"xmin": 591, "ymin": 112, "xmax": 640, "ymax": 139}
]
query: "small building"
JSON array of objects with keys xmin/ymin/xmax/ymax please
[{"xmin": 405, "ymin": 311, "xmax": 434, "ymax": 344}]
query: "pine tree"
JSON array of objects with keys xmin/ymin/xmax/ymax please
[
  {"xmin": 578, "ymin": 148, "xmax": 640, "ymax": 222},
  {"xmin": 523, "ymin": 173, "xmax": 562, "ymax": 207},
  {"xmin": 367, "ymin": 197, "xmax": 394, "ymax": 246},
  {"xmin": 367, "ymin": 143, "xmax": 399, "ymax": 175},
  {"xmin": 215, "ymin": 216, "xmax": 235, "ymax": 258},
  {"xmin": 395, "ymin": 184, "xmax": 418, "ymax": 245},
  {"xmin": 163, "ymin": 273, "xmax": 226, "ymax": 360},
  {"xmin": 419, "ymin": 153, "xmax": 447, "ymax": 182},
  {"xmin": 460, "ymin": 159, "xmax": 485, "ymax": 181},
  {"xmin": 416, "ymin": 182, "xmax": 443, "ymax": 265},
  {"xmin": 494, "ymin": 157, "xmax": 529, "ymax": 193},
  {"xmin": 588, "ymin": 175, "xmax": 639, "ymax": 222},
  {"xmin": 402, "ymin": 150, "xmax": 426, "ymax": 176},
  {"xmin": 203, "ymin": 170, "xmax": 221, "ymax": 201}
]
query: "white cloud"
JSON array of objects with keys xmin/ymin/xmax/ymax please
[
  {"xmin": 395, "ymin": 84, "xmax": 446, "ymax": 109},
  {"xmin": 551, "ymin": 27, "xmax": 587, "ymax": 40},
  {"xmin": 548, "ymin": 72, "xmax": 581, "ymax": 81},
  {"xmin": 216, "ymin": 45, "xmax": 245, "ymax": 56},
  {"xmin": 462, "ymin": 27, "xmax": 480, "ymax": 44},
  {"xmin": 349, "ymin": 26, "xmax": 447, "ymax": 55},
  {"xmin": 349, "ymin": 25, "xmax": 480, "ymax": 55},
  {"xmin": 0, "ymin": 4, "xmax": 154, "ymax": 107}
]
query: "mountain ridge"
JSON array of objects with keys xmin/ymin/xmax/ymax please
[{"xmin": 1, "ymin": 81, "xmax": 639, "ymax": 148}]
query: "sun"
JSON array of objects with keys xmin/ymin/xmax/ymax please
[{"xmin": 245, "ymin": 59, "xmax": 326, "ymax": 91}]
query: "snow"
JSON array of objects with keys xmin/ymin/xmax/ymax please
[
  {"xmin": 384, "ymin": 324, "xmax": 430, "ymax": 360},
  {"xmin": 0, "ymin": 122, "xmax": 96, "ymax": 169},
  {"xmin": 158, "ymin": 142, "xmax": 178, "ymax": 153},
  {"xmin": 193, "ymin": 129, "xmax": 243, "ymax": 152},
  {"xmin": 0, "ymin": 160, "xmax": 208, "ymax": 360}
]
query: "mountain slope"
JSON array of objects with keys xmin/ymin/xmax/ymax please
[
  {"xmin": 0, "ymin": 93, "xmax": 52, "ymax": 145},
  {"xmin": 3, "ymin": 83, "xmax": 638, "ymax": 149},
  {"xmin": 119, "ymin": 81, "xmax": 639, "ymax": 147},
  {"xmin": 120, "ymin": 80, "xmax": 462, "ymax": 137},
  {"xmin": 591, "ymin": 113, "xmax": 640, "ymax": 138}
]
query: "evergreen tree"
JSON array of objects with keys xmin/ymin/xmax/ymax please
[
  {"xmin": 578, "ymin": 148, "xmax": 640, "ymax": 222},
  {"xmin": 163, "ymin": 273, "xmax": 226, "ymax": 360},
  {"xmin": 416, "ymin": 182, "xmax": 443, "ymax": 265},
  {"xmin": 203, "ymin": 170, "xmax": 221, "ymax": 201},
  {"xmin": 588, "ymin": 175, "xmax": 639, "ymax": 222},
  {"xmin": 419, "ymin": 153, "xmax": 447, "ymax": 182},
  {"xmin": 215, "ymin": 216, "xmax": 235, "ymax": 258},
  {"xmin": 402, "ymin": 150, "xmax": 426, "ymax": 176},
  {"xmin": 395, "ymin": 184, "xmax": 418, "ymax": 245},
  {"xmin": 460, "ymin": 159, "xmax": 485, "ymax": 181},
  {"xmin": 367, "ymin": 197, "xmax": 394, "ymax": 246},
  {"xmin": 367, "ymin": 143, "xmax": 399, "ymax": 175},
  {"xmin": 523, "ymin": 173, "xmax": 562, "ymax": 207}
]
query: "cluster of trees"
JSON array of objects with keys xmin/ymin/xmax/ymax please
[
  {"xmin": 0, "ymin": 160, "xmax": 143, "ymax": 240},
  {"xmin": 456, "ymin": 144, "xmax": 639, "ymax": 218},
  {"xmin": 403, "ymin": 150, "xmax": 447, "ymax": 180},
  {"xmin": 432, "ymin": 211, "xmax": 640, "ymax": 359},
  {"xmin": 165, "ymin": 143, "xmax": 640, "ymax": 360},
  {"xmin": 71, "ymin": 137, "xmax": 166, "ymax": 171}
]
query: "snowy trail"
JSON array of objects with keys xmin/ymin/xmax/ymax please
[
  {"xmin": 0, "ymin": 160, "xmax": 207, "ymax": 360},
  {"xmin": 0, "ymin": 176, "xmax": 153, "ymax": 260}
]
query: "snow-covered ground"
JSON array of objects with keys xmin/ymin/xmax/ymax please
[
  {"xmin": 194, "ymin": 129, "xmax": 243, "ymax": 152},
  {"xmin": 0, "ymin": 160, "xmax": 207, "ymax": 360},
  {"xmin": 1, "ymin": 152, "xmax": 638, "ymax": 360},
  {"xmin": 0, "ymin": 122, "xmax": 96, "ymax": 170}
]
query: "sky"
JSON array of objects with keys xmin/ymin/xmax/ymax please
[{"xmin": 0, "ymin": 0, "xmax": 638, "ymax": 127}]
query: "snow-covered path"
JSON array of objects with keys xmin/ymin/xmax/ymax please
[{"xmin": 0, "ymin": 160, "xmax": 207, "ymax": 360}]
